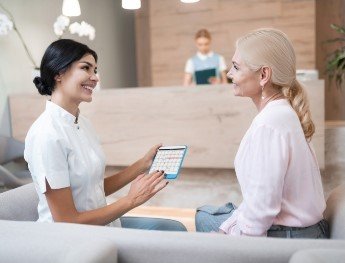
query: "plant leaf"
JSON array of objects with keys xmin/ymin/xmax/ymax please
[
  {"xmin": 324, "ymin": 37, "xmax": 345, "ymax": 43},
  {"xmin": 331, "ymin": 24, "xmax": 345, "ymax": 35}
]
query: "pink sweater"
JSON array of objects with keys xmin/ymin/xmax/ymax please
[{"xmin": 219, "ymin": 99, "xmax": 326, "ymax": 236}]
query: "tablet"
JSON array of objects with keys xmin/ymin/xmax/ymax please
[
  {"xmin": 149, "ymin": 145, "xmax": 187, "ymax": 179},
  {"xmin": 195, "ymin": 68, "xmax": 216, "ymax": 85}
]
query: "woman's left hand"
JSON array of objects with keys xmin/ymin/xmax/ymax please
[
  {"xmin": 208, "ymin": 77, "xmax": 221, "ymax": 84},
  {"xmin": 140, "ymin": 143, "xmax": 162, "ymax": 172}
]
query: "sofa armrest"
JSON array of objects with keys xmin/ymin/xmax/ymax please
[
  {"xmin": 0, "ymin": 183, "xmax": 38, "ymax": 221},
  {"xmin": 324, "ymin": 184, "xmax": 345, "ymax": 239},
  {"xmin": 289, "ymin": 249, "xmax": 345, "ymax": 263},
  {"xmin": 0, "ymin": 220, "xmax": 117, "ymax": 263}
]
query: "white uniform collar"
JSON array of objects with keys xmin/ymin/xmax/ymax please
[
  {"xmin": 197, "ymin": 51, "xmax": 214, "ymax": 60},
  {"xmin": 46, "ymin": 100, "xmax": 78, "ymax": 125}
]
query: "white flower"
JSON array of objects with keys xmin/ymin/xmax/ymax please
[
  {"xmin": 85, "ymin": 22, "xmax": 95, "ymax": 41},
  {"xmin": 68, "ymin": 22, "xmax": 80, "ymax": 35},
  {"xmin": 69, "ymin": 21, "xmax": 95, "ymax": 40},
  {"xmin": 53, "ymin": 15, "xmax": 70, "ymax": 36},
  {"xmin": 0, "ymin": 13, "xmax": 13, "ymax": 36}
]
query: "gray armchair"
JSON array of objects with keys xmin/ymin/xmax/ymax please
[{"xmin": 0, "ymin": 136, "xmax": 32, "ymax": 188}]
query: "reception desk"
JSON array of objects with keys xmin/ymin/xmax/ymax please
[{"xmin": 9, "ymin": 81, "xmax": 324, "ymax": 169}]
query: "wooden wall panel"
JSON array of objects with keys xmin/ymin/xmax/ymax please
[
  {"xmin": 316, "ymin": 0, "xmax": 345, "ymax": 121},
  {"xmin": 135, "ymin": 0, "xmax": 152, "ymax": 87},
  {"xmin": 136, "ymin": 0, "xmax": 316, "ymax": 87}
]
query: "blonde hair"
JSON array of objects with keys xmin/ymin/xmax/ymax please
[
  {"xmin": 195, "ymin": 29, "xmax": 211, "ymax": 40},
  {"xmin": 236, "ymin": 28, "xmax": 315, "ymax": 141}
]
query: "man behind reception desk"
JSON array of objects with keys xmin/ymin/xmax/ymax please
[{"xmin": 183, "ymin": 29, "xmax": 228, "ymax": 86}]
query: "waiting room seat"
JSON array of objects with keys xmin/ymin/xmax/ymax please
[{"xmin": 0, "ymin": 136, "xmax": 32, "ymax": 188}]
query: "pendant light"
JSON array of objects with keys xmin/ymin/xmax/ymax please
[
  {"xmin": 180, "ymin": 0, "xmax": 200, "ymax": 3},
  {"xmin": 122, "ymin": 0, "xmax": 141, "ymax": 10},
  {"xmin": 62, "ymin": 0, "xmax": 81, "ymax": 17}
]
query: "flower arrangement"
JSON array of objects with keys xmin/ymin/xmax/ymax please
[
  {"xmin": 54, "ymin": 15, "xmax": 95, "ymax": 40},
  {"xmin": 0, "ymin": 3, "xmax": 39, "ymax": 69},
  {"xmin": 0, "ymin": 3, "xmax": 96, "ymax": 70},
  {"xmin": 0, "ymin": 13, "xmax": 12, "ymax": 35}
]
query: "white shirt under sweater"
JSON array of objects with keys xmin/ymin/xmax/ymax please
[{"xmin": 184, "ymin": 51, "xmax": 227, "ymax": 74}]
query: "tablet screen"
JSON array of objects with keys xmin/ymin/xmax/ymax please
[{"xmin": 149, "ymin": 146, "xmax": 187, "ymax": 179}]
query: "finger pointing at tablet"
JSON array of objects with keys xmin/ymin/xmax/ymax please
[{"xmin": 126, "ymin": 171, "xmax": 168, "ymax": 208}]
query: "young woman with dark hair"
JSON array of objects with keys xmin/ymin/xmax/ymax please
[{"xmin": 26, "ymin": 39, "xmax": 186, "ymax": 231}]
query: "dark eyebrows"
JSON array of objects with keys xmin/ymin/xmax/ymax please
[
  {"xmin": 80, "ymin": 61, "xmax": 97, "ymax": 69},
  {"xmin": 79, "ymin": 61, "xmax": 97, "ymax": 70}
]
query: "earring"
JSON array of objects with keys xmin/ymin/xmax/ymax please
[{"xmin": 261, "ymin": 85, "xmax": 265, "ymax": 99}]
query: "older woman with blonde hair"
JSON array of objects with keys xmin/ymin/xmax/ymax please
[{"xmin": 195, "ymin": 28, "xmax": 329, "ymax": 238}]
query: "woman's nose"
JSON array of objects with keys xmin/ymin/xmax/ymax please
[
  {"xmin": 226, "ymin": 70, "xmax": 232, "ymax": 79},
  {"xmin": 90, "ymin": 73, "xmax": 99, "ymax": 82}
]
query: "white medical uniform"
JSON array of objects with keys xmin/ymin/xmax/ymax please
[{"xmin": 24, "ymin": 101, "xmax": 121, "ymax": 227}]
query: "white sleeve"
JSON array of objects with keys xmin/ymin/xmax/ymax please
[
  {"xmin": 31, "ymin": 135, "xmax": 71, "ymax": 193},
  {"xmin": 184, "ymin": 58, "xmax": 194, "ymax": 74},
  {"xmin": 235, "ymin": 125, "xmax": 289, "ymax": 236},
  {"xmin": 219, "ymin": 55, "xmax": 227, "ymax": 72}
]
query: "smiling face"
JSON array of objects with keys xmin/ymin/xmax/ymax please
[
  {"xmin": 55, "ymin": 54, "xmax": 98, "ymax": 104},
  {"xmin": 227, "ymin": 49, "xmax": 262, "ymax": 99},
  {"xmin": 195, "ymin": 37, "xmax": 211, "ymax": 55}
]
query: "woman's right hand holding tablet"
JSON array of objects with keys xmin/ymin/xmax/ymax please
[{"xmin": 126, "ymin": 170, "xmax": 168, "ymax": 208}]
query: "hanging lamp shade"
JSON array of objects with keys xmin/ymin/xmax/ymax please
[
  {"xmin": 180, "ymin": 0, "xmax": 200, "ymax": 3},
  {"xmin": 122, "ymin": 0, "xmax": 141, "ymax": 10},
  {"xmin": 62, "ymin": 0, "xmax": 81, "ymax": 17}
]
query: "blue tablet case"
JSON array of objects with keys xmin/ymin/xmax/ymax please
[
  {"xmin": 195, "ymin": 68, "xmax": 216, "ymax": 85},
  {"xmin": 149, "ymin": 146, "xmax": 188, "ymax": 179}
]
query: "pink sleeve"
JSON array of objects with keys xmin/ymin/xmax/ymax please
[
  {"xmin": 235, "ymin": 125, "xmax": 289, "ymax": 236},
  {"xmin": 219, "ymin": 210, "xmax": 238, "ymax": 233}
]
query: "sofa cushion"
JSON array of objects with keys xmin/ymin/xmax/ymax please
[
  {"xmin": 289, "ymin": 249, "xmax": 345, "ymax": 263},
  {"xmin": 324, "ymin": 184, "xmax": 345, "ymax": 239},
  {"xmin": 0, "ymin": 220, "xmax": 117, "ymax": 263},
  {"xmin": 0, "ymin": 183, "xmax": 38, "ymax": 221},
  {"xmin": 1, "ymin": 220, "xmax": 345, "ymax": 263}
]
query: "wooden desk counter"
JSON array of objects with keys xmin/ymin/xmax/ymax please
[{"xmin": 9, "ymin": 81, "xmax": 324, "ymax": 169}]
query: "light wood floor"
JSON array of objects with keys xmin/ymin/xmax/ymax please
[{"xmin": 125, "ymin": 206, "xmax": 196, "ymax": 232}]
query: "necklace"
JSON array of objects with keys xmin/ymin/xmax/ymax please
[{"xmin": 260, "ymin": 91, "xmax": 284, "ymax": 110}]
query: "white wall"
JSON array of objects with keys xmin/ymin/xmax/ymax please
[{"xmin": 0, "ymin": 0, "xmax": 137, "ymax": 136}]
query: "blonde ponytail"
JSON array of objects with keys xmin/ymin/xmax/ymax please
[
  {"xmin": 282, "ymin": 80, "xmax": 315, "ymax": 141},
  {"xmin": 236, "ymin": 28, "xmax": 316, "ymax": 141}
]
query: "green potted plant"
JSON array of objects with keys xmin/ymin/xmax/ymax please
[{"xmin": 326, "ymin": 24, "xmax": 345, "ymax": 88}]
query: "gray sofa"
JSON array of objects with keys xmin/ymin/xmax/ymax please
[
  {"xmin": 0, "ymin": 136, "xmax": 32, "ymax": 188},
  {"xmin": 0, "ymin": 183, "xmax": 345, "ymax": 263}
]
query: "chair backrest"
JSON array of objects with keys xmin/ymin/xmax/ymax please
[
  {"xmin": 324, "ymin": 184, "xmax": 345, "ymax": 240},
  {"xmin": 0, "ymin": 135, "xmax": 25, "ymax": 164},
  {"xmin": 1, "ymin": 181, "xmax": 344, "ymax": 234},
  {"xmin": 0, "ymin": 183, "xmax": 38, "ymax": 221}
]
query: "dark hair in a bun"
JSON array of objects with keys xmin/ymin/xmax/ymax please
[
  {"xmin": 33, "ymin": 39, "xmax": 98, "ymax": 96},
  {"xmin": 33, "ymin": 76, "xmax": 51, "ymax": 95}
]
